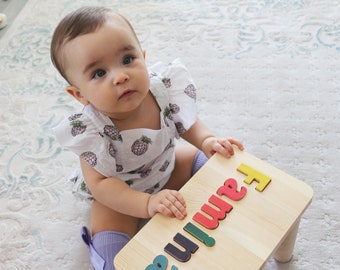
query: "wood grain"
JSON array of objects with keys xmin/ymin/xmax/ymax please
[{"xmin": 115, "ymin": 150, "xmax": 313, "ymax": 270}]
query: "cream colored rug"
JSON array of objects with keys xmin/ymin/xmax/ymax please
[{"xmin": 0, "ymin": 0, "xmax": 339, "ymax": 269}]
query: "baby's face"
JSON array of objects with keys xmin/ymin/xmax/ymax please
[{"xmin": 62, "ymin": 14, "xmax": 150, "ymax": 120}]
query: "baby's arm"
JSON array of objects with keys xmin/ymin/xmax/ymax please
[
  {"xmin": 80, "ymin": 159, "xmax": 187, "ymax": 219},
  {"xmin": 181, "ymin": 117, "xmax": 244, "ymax": 158}
]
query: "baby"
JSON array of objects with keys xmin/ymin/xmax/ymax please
[{"xmin": 51, "ymin": 6, "xmax": 243, "ymax": 270}]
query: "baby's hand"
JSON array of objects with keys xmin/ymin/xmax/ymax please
[
  {"xmin": 202, "ymin": 137, "xmax": 244, "ymax": 158},
  {"xmin": 148, "ymin": 189, "xmax": 187, "ymax": 219}
]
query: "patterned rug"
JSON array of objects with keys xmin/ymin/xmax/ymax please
[{"xmin": 0, "ymin": 0, "xmax": 339, "ymax": 269}]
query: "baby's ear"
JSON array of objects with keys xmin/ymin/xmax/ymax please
[{"xmin": 66, "ymin": 85, "xmax": 89, "ymax": 105}]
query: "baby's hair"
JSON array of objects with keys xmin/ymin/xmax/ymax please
[{"xmin": 50, "ymin": 6, "xmax": 140, "ymax": 83}]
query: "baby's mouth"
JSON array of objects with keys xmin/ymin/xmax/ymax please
[{"xmin": 119, "ymin": 90, "xmax": 136, "ymax": 99}]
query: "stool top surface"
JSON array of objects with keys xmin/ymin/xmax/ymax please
[{"xmin": 115, "ymin": 150, "xmax": 313, "ymax": 270}]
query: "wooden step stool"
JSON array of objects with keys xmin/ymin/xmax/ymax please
[{"xmin": 114, "ymin": 150, "xmax": 313, "ymax": 270}]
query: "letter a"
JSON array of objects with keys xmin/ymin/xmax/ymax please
[
  {"xmin": 217, "ymin": 178, "xmax": 247, "ymax": 201},
  {"xmin": 145, "ymin": 255, "xmax": 168, "ymax": 270}
]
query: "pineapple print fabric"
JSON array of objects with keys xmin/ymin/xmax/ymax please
[{"xmin": 53, "ymin": 59, "xmax": 197, "ymax": 198}]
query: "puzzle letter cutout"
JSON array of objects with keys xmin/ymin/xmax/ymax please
[{"xmin": 115, "ymin": 151, "xmax": 313, "ymax": 270}]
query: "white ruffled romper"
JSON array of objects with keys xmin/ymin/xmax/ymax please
[{"xmin": 53, "ymin": 59, "xmax": 197, "ymax": 199}]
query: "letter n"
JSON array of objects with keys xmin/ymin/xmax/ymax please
[{"xmin": 164, "ymin": 233, "xmax": 199, "ymax": 262}]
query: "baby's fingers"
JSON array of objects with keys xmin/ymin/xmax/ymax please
[
  {"xmin": 215, "ymin": 138, "xmax": 244, "ymax": 158},
  {"xmin": 227, "ymin": 138, "xmax": 244, "ymax": 151},
  {"xmin": 148, "ymin": 190, "xmax": 187, "ymax": 219},
  {"xmin": 170, "ymin": 190, "xmax": 186, "ymax": 208},
  {"xmin": 167, "ymin": 190, "xmax": 187, "ymax": 219}
]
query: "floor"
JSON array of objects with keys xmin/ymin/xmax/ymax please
[
  {"xmin": 1, "ymin": 1, "xmax": 338, "ymax": 269},
  {"xmin": 0, "ymin": 0, "xmax": 28, "ymax": 38}
]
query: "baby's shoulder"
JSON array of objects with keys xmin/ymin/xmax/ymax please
[{"xmin": 149, "ymin": 58, "xmax": 188, "ymax": 78}]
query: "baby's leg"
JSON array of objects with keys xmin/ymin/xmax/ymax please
[
  {"xmin": 83, "ymin": 200, "xmax": 139, "ymax": 270},
  {"xmin": 191, "ymin": 149, "xmax": 209, "ymax": 175},
  {"xmin": 91, "ymin": 200, "xmax": 139, "ymax": 237},
  {"xmin": 164, "ymin": 144, "xmax": 207, "ymax": 191}
]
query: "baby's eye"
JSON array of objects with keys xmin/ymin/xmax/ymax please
[
  {"xmin": 93, "ymin": 69, "xmax": 106, "ymax": 79},
  {"xmin": 122, "ymin": 55, "xmax": 135, "ymax": 65}
]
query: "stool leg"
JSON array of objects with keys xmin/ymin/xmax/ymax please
[{"xmin": 274, "ymin": 218, "xmax": 301, "ymax": 263}]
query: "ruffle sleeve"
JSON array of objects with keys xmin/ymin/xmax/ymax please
[
  {"xmin": 52, "ymin": 105, "xmax": 120, "ymax": 177},
  {"xmin": 149, "ymin": 58, "xmax": 197, "ymax": 136}
]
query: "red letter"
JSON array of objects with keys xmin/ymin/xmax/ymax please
[
  {"xmin": 217, "ymin": 178, "xmax": 247, "ymax": 201},
  {"xmin": 193, "ymin": 195, "xmax": 233, "ymax": 229}
]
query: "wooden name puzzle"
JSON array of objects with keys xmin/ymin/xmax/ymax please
[{"xmin": 114, "ymin": 150, "xmax": 313, "ymax": 270}]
